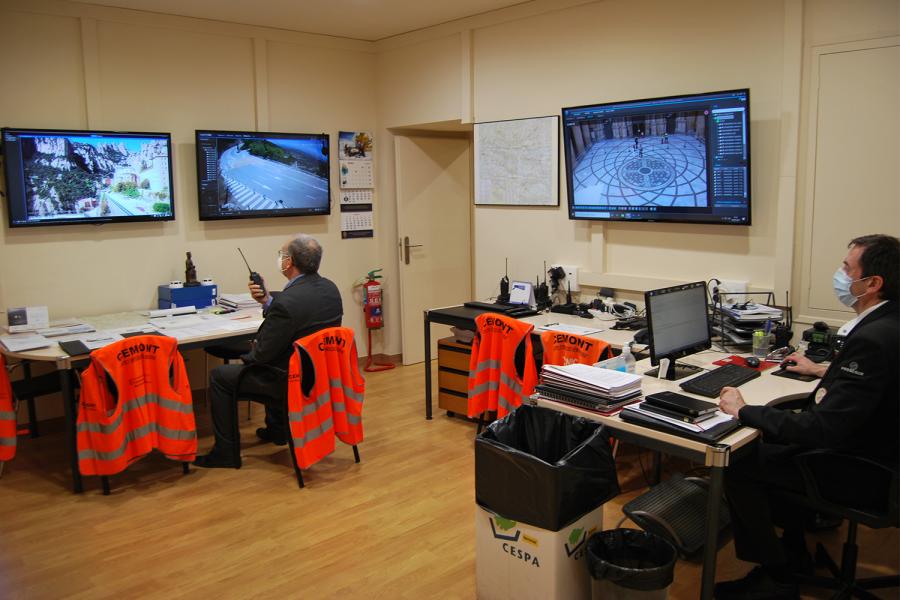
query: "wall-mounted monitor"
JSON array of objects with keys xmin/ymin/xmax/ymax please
[
  {"xmin": 196, "ymin": 130, "xmax": 331, "ymax": 221},
  {"xmin": 562, "ymin": 89, "xmax": 751, "ymax": 225},
  {"xmin": 2, "ymin": 128, "xmax": 174, "ymax": 228}
]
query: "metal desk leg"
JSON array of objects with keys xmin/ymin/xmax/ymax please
[
  {"xmin": 61, "ymin": 369, "xmax": 83, "ymax": 494},
  {"xmin": 700, "ymin": 444, "xmax": 730, "ymax": 600},
  {"xmin": 423, "ymin": 311, "xmax": 432, "ymax": 420}
]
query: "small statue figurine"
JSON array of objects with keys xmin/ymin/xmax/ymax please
[{"xmin": 185, "ymin": 251, "xmax": 200, "ymax": 286}]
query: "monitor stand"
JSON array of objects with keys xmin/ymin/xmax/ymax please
[{"xmin": 644, "ymin": 361, "xmax": 703, "ymax": 381}]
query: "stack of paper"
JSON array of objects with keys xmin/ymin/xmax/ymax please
[
  {"xmin": 720, "ymin": 303, "xmax": 783, "ymax": 322},
  {"xmin": 0, "ymin": 333, "xmax": 51, "ymax": 352},
  {"xmin": 218, "ymin": 294, "xmax": 258, "ymax": 310},
  {"xmin": 542, "ymin": 363, "xmax": 642, "ymax": 400},
  {"xmin": 621, "ymin": 403, "xmax": 735, "ymax": 433}
]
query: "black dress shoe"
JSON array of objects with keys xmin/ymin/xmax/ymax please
[
  {"xmin": 714, "ymin": 566, "xmax": 799, "ymax": 600},
  {"xmin": 194, "ymin": 449, "xmax": 241, "ymax": 469},
  {"xmin": 256, "ymin": 427, "xmax": 287, "ymax": 446}
]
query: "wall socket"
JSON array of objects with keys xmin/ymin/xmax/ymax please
[
  {"xmin": 551, "ymin": 264, "xmax": 579, "ymax": 292},
  {"xmin": 718, "ymin": 279, "xmax": 748, "ymax": 304}
]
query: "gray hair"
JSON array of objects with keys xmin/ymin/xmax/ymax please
[{"xmin": 286, "ymin": 234, "xmax": 322, "ymax": 274}]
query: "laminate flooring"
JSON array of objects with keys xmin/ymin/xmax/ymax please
[{"xmin": 0, "ymin": 362, "xmax": 896, "ymax": 598}]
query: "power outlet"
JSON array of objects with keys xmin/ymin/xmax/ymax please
[
  {"xmin": 551, "ymin": 264, "xmax": 579, "ymax": 292},
  {"xmin": 719, "ymin": 279, "xmax": 748, "ymax": 305}
]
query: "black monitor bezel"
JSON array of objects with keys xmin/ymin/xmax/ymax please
[
  {"xmin": 561, "ymin": 88, "xmax": 751, "ymax": 226},
  {"xmin": 195, "ymin": 129, "xmax": 332, "ymax": 222},
  {"xmin": 2, "ymin": 127, "xmax": 176, "ymax": 228},
  {"xmin": 645, "ymin": 281, "xmax": 712, "ymax": 367}
]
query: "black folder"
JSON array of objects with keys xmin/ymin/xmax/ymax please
[{"xmin": 620, "ymin": 406, "xmax": 743, "ymax": 443}]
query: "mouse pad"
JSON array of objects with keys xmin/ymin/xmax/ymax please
[
  {"xmin": 712, "ymin": 354, "xmax": 776, "ymax": 372},
  {"xmin": 770, "ymin": 369, "xmax": 818, "ymax": 382}
]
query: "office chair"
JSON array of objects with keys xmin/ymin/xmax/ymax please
[
  {"xmin": 468, "ymin": 313, "xmax": 537, "ymax": 434},
  {"xmin": 205, "ymin": 341, "xmax": 253, "ymax": 419},
  {"xmin": 788, "ymin": 449, "xmax": 899, "ymax": 599}
]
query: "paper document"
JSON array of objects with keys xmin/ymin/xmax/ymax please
[
  {"xmin": 37, "ymin": 323, "xmax": 96, "ymax": 337},
  {"xmin": 623, "ymin": 403, "xmax": 735, "ymax": 432},
  {"xmin": 146, "ymin": 306, "xmax": 197, "ymax": 318},
  {"xmin": 536, "ymin": 323, "xmax": 604, "ymax": 335},
  {"xmin": 0, "ymin": 333, "xmax": 51, "ymax": 352},
  {"xmin": 508, "ymin": 281, "xmax": 535, "ymax": 306}
]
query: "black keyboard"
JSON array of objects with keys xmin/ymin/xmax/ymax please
[{"xmin": 679, "ymin": 363, "xmax": 761, "ymax": 398}]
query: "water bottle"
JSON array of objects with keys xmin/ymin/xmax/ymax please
[{"xmin": 621, "ymin": 343, "xmax": 636, "ymax": 374}]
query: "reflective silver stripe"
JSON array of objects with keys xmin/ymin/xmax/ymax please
[
  {"xmin": 78, "ymin": 421, "xmax": 195, "ymax": 462},
  {"xmin": 0, "ymin": 411, "xmax": 16, "ymax": 420},
  {"xmin": 470, "ymin": 359, "xmax": 501, "ymax": 376},
  {"xmin": 346, "ymin": 414, "xmax": 361, "ymax": 425},
  {"xmin": 291, "ymin": 416, "xmax": 334, "ymax": 449},
  {"xmin": 499, "ymin": 372, "xmax": 522, "ymax": 395},
  {"xmin": 468, "ymin": 380, "xmax": 500, "ymax": 398},
  {"xmin": 0, "ymin": 437, "xmax": 16, "ymax": 446},
  {"xmin": 498, "ymin": 395, "xmax": 516, "ymax": 413},
  {"xmin": 289, "ymin": 390, "xmax": 331, "ymax": 421},
  {"xmin": 77, "ymin": 394, "xmax": 191, "ymax": 435},
  {"xmin": 330, "ymin": 378, "xmax": 364, "ymax": 404}
]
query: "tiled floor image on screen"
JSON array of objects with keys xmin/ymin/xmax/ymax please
[{"xmin": 571, "ymin": 134, "xmax": 707, "ymax": 207}]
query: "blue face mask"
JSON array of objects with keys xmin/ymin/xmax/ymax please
[{"xmin": 832, "ymin": 268, "xmax": 868, "ymax": 308}]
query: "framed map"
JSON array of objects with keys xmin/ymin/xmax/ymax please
[{"xmin": 474, "ymin": 115, "xmax": 559, "ymax": 206}]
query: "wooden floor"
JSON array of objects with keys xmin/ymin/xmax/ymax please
[{"xmin": 0, "ymin": 362, "xmax": 896, "ymax": 599}]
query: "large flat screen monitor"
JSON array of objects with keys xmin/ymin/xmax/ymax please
[
  {"xmin": 196, "ymin": 130, "xmax": 330, "ymax": 221},
  {"xmin": 2, "ymin": 128, "xmax": 174, "ymax": 227},
  {"xmin": 645, "ymin": 281, "xmax": 711, "ymax": 380},
  {"xmin": 562, "ymin": 89, "xmax": 751, "ymax": 225}
]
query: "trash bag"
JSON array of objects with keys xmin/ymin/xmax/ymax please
[
  {"xmin": 475, "ymin": 404, "xmax": 620, "ymax": 531},
  {"xmin": 586, "ymin": 529, "xmax": 677, "ymax": 591}
]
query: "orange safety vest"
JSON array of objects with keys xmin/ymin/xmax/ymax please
[
  {"xmin": 467, "ymin": 313, "xmax": 537, "ymax": 419},
  {"xmin": 287, "ymin": 327, "xmax": 365, "ymax": 470},
  {"xmin": 77, "ymin": 336, "xmax": 196, "ymax": 476},
  {"xmin": 0, "ymin": 355, "xmax": 15, "ymax": 461},
  {"xmin": 540, "ymin": 330, "xmax": 611, "ymax": 367}
]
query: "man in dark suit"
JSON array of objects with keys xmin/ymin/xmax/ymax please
[
  {"xmin": 195, "ymin": 234, "xmax": 343, "ymax": 468},
  {"xmin": 715, "ymin": 234, "xmax": 899, "ymax": 599}
]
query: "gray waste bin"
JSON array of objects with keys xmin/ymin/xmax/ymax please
[{"xmin": 586, "ymin": 529, "xmax": 677, "ymax": 600}]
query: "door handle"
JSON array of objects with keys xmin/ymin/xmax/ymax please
[{"xmin": 403, "ymin": 236, "xmax": 423, "ymax": 265}]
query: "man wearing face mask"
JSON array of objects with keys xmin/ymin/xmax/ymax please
[
  {"xmin": 715, "ymin": 234, "xmax": 899, "ymax": 600},
  {"xmin": 195, "ymin": 234, "xmax": 343, "ymax": 468}
]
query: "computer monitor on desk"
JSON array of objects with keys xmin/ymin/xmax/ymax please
[{"xmin": 644, "ymin": 281, "xmax": 710, "ymax": 380}]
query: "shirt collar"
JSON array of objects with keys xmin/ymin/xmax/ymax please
[{"xmin": 836, "ymin": 300, "xmax": 888, "ymax": 336}]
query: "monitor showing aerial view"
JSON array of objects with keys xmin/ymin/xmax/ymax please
[
  {"xmin": 196, "ymin": 130, "xmax": 330, "ymax": 221},
  {"xmin": 562, "ymin": 89, "xmax": 751, "ymax": 225},
  {"xmin": 2, "ymin": 128, "xmax": 174, "ymax": 227}
]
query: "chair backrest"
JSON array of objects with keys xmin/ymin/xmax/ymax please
[
  {"xmin": 287, "ymin": 326, "xmax": 365, "ymax": 469},
  {"xmin": 467, "ymin": 313, "xmax": 537, "ymax": 419},
  {"xmin": 76, "ymin": 335, "xmax": 196, "ymax": 476},
  {"xmin": 0, "ymin": 356, "xmax": 16, "ymax": 461},
  {"xmin": 794, "ymin": 449, "xmax": 899, "ymax": 529},
  {"xmin": 540, "ymin": 330, "xmax": 611, "ymax": 367}
]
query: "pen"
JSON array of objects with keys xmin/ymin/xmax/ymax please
[{"xmin": 545, "ymin": 322, "xmax": 559, "ymax": 326}]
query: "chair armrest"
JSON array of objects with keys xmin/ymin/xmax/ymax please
[{"xmin": 793, "ymin": 449, "xmax": 898, "ymax": 527}]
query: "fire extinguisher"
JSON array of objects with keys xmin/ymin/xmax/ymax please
[
  {"xmin": 359, "ymin": 269, "xmax": 395, "ymax": 372},
  {"xmin": 363, "ymin": 269, "xmax": 384, "ymax": 330}
]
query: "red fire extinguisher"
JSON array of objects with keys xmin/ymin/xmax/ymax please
[
  {"xmin": 363, "ymin": 269, "xmax": 384, "ymax": 330},
  {"xmin": 360, "ymin": 269, "xmax": 395, "ymax": 372}
]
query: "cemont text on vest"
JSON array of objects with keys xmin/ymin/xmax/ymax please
[
  {"xmin": 552, "ymin": 333, "xmax": 593, "ymax": 351},
  {"xmin": 484, "ymin": 317, "xmax": 513, "ymax": 334},
  {"xmin": 116, "ymin": 343, "xmax": 161, "ymax": 362},
  {"xmin": 317, "ymin": 334, "xmax": 347, "ymax": 351}
]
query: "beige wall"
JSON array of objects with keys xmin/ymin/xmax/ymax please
[{"xmin": 0, "ymin": 1, "xmax": 384, "ymax": 351}]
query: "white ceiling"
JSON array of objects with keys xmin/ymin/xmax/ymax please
[{"xmin": 68, "ymin": 0, "xmax": 533, "ymax": 41}]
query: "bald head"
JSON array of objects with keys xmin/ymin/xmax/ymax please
[{"xmin": 285, "ymin": 234, "xmax": 322, "ymax": 275}]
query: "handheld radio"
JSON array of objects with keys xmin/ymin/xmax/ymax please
[{"xmin": 237, "ymin": 247, "xmax": 266, "ymax": 296}]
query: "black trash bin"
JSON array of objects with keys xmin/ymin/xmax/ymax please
[
  {"xmin": 475, "ymin": 405, "xmax": 620, "ymax": 600},
  {"xmin": 586, "ymin": 529, "xmax": 677, "ymax": 599}
]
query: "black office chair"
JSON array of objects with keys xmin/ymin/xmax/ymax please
[
  {"xmin": 789, "ymin": 449, "xmax": 899, "ymax": 599},
  {"xmin": 230, "ymin": 362, "xmax": 289, "ymax": 467},
  {"xmin": 7, "ymin": 361, "xmax": 68, "ymax": 438},
  {"xmin": 205, "ymin": 342, "xmax": 253, "ymax": 420}
]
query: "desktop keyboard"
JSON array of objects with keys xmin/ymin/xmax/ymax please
[{"xmin": 679, "ymin": 363, "xmax": 761, "ymax": 398}]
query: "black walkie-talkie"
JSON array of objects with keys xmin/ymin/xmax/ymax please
[
  {"xmin": 237, "ymin": 247, "xmax": 266, "ymax": 296},
  {"xmin": 498, "ymin": 257, "xmax": 510, "ymax": 303}
]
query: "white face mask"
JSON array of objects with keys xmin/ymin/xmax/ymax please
[
  {"xmin": 277, "ymin": 253, "xmax": 290, "ymax": 273},
  {"xmin": 832, "ymin": 267, "xmax": 869, "ymax": 308}
]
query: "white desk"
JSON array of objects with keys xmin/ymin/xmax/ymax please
[
  {"xmin": 1, "ymin": 308, "xmax": 264, "ymax": 493},
  {"xmin": 530, "ymin": 350, "xmax": 817, "ymax": 600}
]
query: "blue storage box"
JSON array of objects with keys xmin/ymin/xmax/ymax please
[{"xmin": 158, "ymin": 284, "xmax": 217, "ymax": 309}]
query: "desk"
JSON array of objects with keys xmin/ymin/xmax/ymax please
[
  {"xmin": 1, "ymin": 309, "xmax": 263, "ymax": 493},
  {"xmin": 531, "ymin": 351, "xmax": 816, "ymax": 600},
  {"xmin": 422, "ymin": 306, "xmax": 635, "ymax": 419}
]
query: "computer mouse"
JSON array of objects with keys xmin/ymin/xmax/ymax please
[
  {"xmin": 745, "ymin": 356, "xmax": 761, "ymax": 368},
  {"xmin": 779, "ymin": 359, "xmax": 797, "ymax": 370}
]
